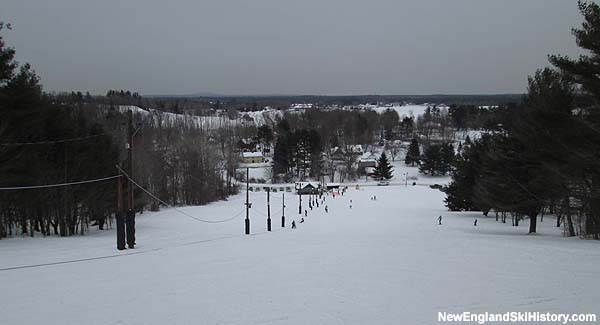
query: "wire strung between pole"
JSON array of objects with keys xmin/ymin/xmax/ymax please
[
  {"xmin": 252, "ymin": 208, "xmax": 283, "ymax": 219},
  {"xmin": 0, "ymin": 175, "xmax": 122, "ymax": 191},
  {"xmin": 116, "ymin": 165, "xmax": 244, "ymax": 224},
  {"xmin": 252, "ymin": 209, "xmax": 269, "ymax": 218},
  {"xmin": 0, "ymin": 133, "xmax": 107, "ymax": 146}
]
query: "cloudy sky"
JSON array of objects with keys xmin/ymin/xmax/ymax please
[{"xmin": 1, "ymin": 0, "xmax": 586, "ymax": 96}]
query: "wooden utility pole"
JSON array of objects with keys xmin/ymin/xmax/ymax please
[
  {"xmin": 281, "ymin": 192, "xmax": 285, "ymax": 227},
  {"xmin": 267, "ymin": 188, "xmax": 271, "ymax": 231},
  {"xmin": 126, "ymin": 110, "xmax": 135, "ymax": 248},
  {"xmin": 64, "ymin": 143, "xmax": 68, "ymax": 234},
  {"xmin": 117, "ymin": 175, "xmax": 123, "ymax": 212},
  {"xmin": 128, "ymin": 110, "xmax": 134, "ymax": 210},
  {"xmin": 116, "ymin": 172, "xmax": 125, "ymax": 250},
  {"xmin": 298, "ymin": 186, "xmax": 302, "ymax": 214},
  {"xmin": 245, "ymin": 167, "xmax": 250, "ymax": 235}
]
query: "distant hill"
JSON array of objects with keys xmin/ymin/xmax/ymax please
[
  {"xmin": 145, "ymin": 91, "xmax": 226, "ymax": 98},
  {"xmin": 145, "ymin": 93, "xmax": 523, "ymax": 106}
]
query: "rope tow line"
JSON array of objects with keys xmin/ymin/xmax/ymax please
[
  {"xmin": 116, "ymin": 165, "xmax": 244, "ymax": 224},
  {"xmin": 1, "ymin": 133, "xmax": 107, "ymax": 146},
  {"xmin": 0, "ymin": 175, "xmax": 122, "ymax": 191}
]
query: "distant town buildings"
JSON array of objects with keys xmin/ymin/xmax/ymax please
[{"xmin": 241, "ymin": 151, "xmax": 265, "ymax": 164}]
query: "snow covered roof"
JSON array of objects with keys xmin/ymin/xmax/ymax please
[
  {"xmin": 360, "ymin": 152, "xmax": 376, "ymax": 160},
  {"xmin": 295, "ymin": 182, "xmax": 319, "ymax": 189},
  {"xmin": 290, "ymin": 103, "xmax": 314, "ymax": 109},
  {"xmin": 242, "ymin": 152, "xmax": 263, "ymax": 158}
]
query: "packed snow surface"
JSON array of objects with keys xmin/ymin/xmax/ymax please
[
  {"xmin": 1, "ymin": 172, "xmax": 599, "ymax": 324},
  {"xmin": 115, "ymin": 105, "xmax": 283, "ymax": 128},
  {"xmin": 359, "ymin": 103, "xmax": 443, "ymax": 118}
]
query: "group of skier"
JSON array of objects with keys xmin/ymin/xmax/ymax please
[
  {"xmin": 291, "ymin": 190, "xmax": 480, "ymax": 231},
  {"xmin": 292, "ymin": 191, "xmax": 331, "ymax": 230},
  {"xmin": 437, "ymin": 215, "xmax": 478, "ymax": 227}
]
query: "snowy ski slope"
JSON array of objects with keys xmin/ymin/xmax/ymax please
[{"xmin": 1, "ymin": 171, "xmax": 598, "ymax": 324}]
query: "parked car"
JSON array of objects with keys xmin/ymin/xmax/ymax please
[{"xmin": 377, "ymin": 180, "xmax": 390, "ymax": 186}]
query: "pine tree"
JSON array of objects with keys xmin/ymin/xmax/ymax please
[
  {"xmin": 423, "ymin": 107, "xmax": 432, "ymax": 123},
  {"xmin": 373, "ymin": 152, "xmax": 393, "ymax": 180},
  {"xmin": 0, "ymin": 23, "xmax": 16, "ymax": 85},
  {"xmin": 472, "ymin": 135, "xmax": 537, "ymax": 227},
  {"xmin": 0, "ymin": 23, "xmax": 120, "ymax": 238},
  {"xmin": 257, "ymin": 125, "xmax": 273, "ymax": 145},
  {"xmin": 512, "ymin": 69, "xmax": 575, "ymax": 233},
  {"xmin": 445, "ymin": 136, "xmax": 487, "ymax": 211},
  {"xmin": 308, "ymin": 129, "xmax": 322, "ymax": 178},
  {"xmin": 257, "ymin": 125, "xmax": 273, "ymax": 154},
  {"xmin": 405, "ymin": 138, "xmax": 420, "ymax": 166},
  {"xmin": 419, "ymin": 145, "xmax": 442, "ymax": 176},
  {"xmin": 272, "ymin": 134, "xmax": 290, "ymax": 175},
  {"xmin": 382, "ymin": 109, "xmax": 399, "ymax": 140},
  {"xmin": 418, "ymin": 143, "xmax": 455, "ymax": 176},
  {"xmin": 549, "ymin": 1, "xmax": 600, "ymax": 237},
  {"xmin": 440, "ymin": 143, "xmax": 455, "ymax": 175},
  {"xmin": 400, "ymin": 116, "xmax": 414, "ymax": 138}
]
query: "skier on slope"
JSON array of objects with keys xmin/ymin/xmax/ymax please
[
  {"xmin": 474, "ymin": 219, "xmax": 478, "ymax": 226},
  {"xmin": 438, "ymin": 215, "xmax": 442, "ymax": 225},
  {"xmin": 291, "ymin": 221, "xmax": 296, "ymax": 229},
  {"xmin": 300, "ymin": 218, "xmax": 304, "ymax": 223},
  {"xmin": 325, "ymin": 205, "xmax": 329, "ymax": 213}
]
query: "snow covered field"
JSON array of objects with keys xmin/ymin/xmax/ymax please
[
  {"xmin": 1, "ymin": 179, "xmax": 599, "ymax": 324},
  {"xmin": 358, "ymin": 103, "xmax": 442, "ymax": 119},
  {"xmin": 113, "ymin": 103, "xmax": 437, "ymax": 130}
]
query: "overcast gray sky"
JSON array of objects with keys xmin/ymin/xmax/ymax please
[{"xmin": 1, "ymin": 0, "xmax": 587, "ymax": 96}]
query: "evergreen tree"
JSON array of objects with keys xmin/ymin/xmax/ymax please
[
  {"xmin": 0, "ymin": 23, "xmax": 16, "ymax": 85},
  {"xmin": 381, "ymin": 109, "xmax": 399, "ymax": 140},
  {"xmin": 400, "ymin": 116, "xmax": 414, "ymax": 138},
  {"xmin": 272, "ymin": 134, "xmax": 290, "ymax": 175},
  {"xmin": 373, "ymin": 152, "xmax": 393, "ymax": 180},
  {"xmin": 257, "ymin": 125, "xmax": 273, "ymax": 144},
  {"xmin": 272, "ymin": 118, "xmax": 292, "ymax": 177},
  {"xmin": 308, "ymin": 129, "xmax": 322, "ymax": 178},
  {"xmin": 405, "ymin": 138, "xmax": 420, "ymax": 166},
  {"xmin": 418, "ymin": 143, "xmax": 455, "ymax": 176},
  {"xmin": 448, "ymin": 105, "xmax": 468, "ymax": 130},
  {"xmin": 419, "ymin": 145, "xmax": 442, "ymax": 176},
  {"xmin": 440, "ymin": 143, "xmax": 455, "ymax": 175},
  {"xmin": 470, "ymin": 69, "xmax": 574, "ymax": 233},
  {"xmin": 0, "ymin": 23, "xmax": 120, "ymax": 237},
  {"xmin": 257, "ymin": 124, "xmax": 273, "ymax": 153},
  {"xmin": 445, "ymin": 136, "xmax": 488, "ymax": 211},
  {"xmin": 514, "ymin": 69, "xmax": 575, "ymax": 233},
  {"xmin": 549, "ymin": 1, "xmax": 600, "ymax": 237},
  {"xmin": 276, "ymin": 118, "xmax": 290, "ymax": 135},
  {"xmin": 472, "ymin": 135, "xmax": 539, "ymax": 229},
  {"xmin": 422, "ymin": 107, "xmax": 432, "ymax": 123}
]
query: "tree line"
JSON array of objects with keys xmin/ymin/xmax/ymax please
[
  {"xmin": 0, "ymin": 24, "xmax": 244, "ymax": 239},
  {"xmin": 445, "ymin": 1, "xmax": 600, "ymax": 238}
]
